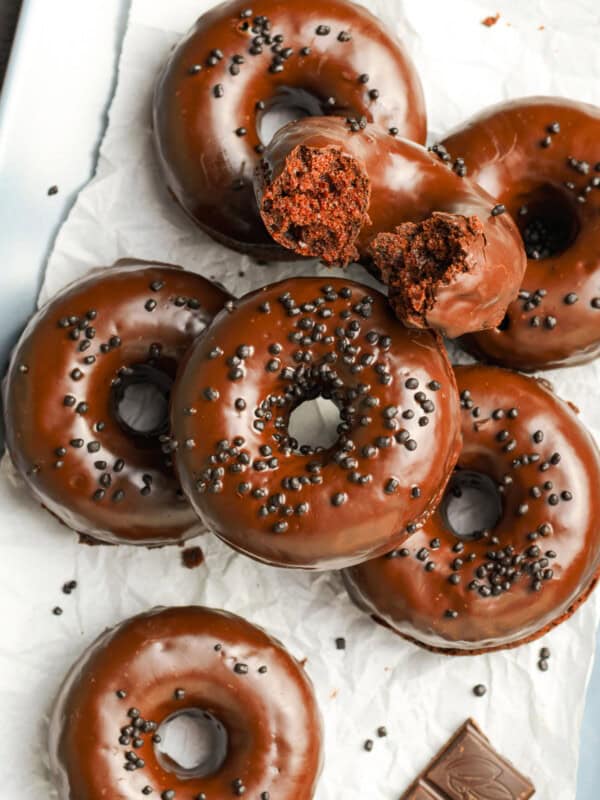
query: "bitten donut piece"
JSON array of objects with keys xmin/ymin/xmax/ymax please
[
  {"xmin": 171, "ymin": 278, "xmax": 461, "ymax": 570},
  {"xmin": 255, "ymin": 117, "xmax": 526, "ymax": 337},
  {"xmin": 153, "ymin": 0, "xmax": 426, "ymax": 259},
  {"xmin": 3, "ymin": 263, "xmax": 230, "ymax": 546},
  {"xmin": 343, "ymin": 365, "xmax": 600, "ymax": 654},
  {"xmin": 441, "ymin": 96, "xmax": 600, "ymax": 369},
  {"xmin": 370, "ymin": 213, "xmax": 486, "ymax": 330},
  {"xmin": 49, "ymin": 606, "xmax": 323, "ymax": 799}
]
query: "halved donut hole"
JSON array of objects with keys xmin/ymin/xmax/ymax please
[
  {"xmin": 259, "ymin": 143, "xmax": 370, "ymax": 265},
  {"xmin": 370, "ymin": 213, "xmax": 486, "ymax": 328},
  {"xmin": 514, "ymin": 183, "xmax": 580, "ymax": 259},
  {"xmin": 257, "ymin": 87, "xmax": 324, "ymax": 145},
  {"xmin": 111, "ymin": 363, "xmax": 173, "ymax": 439},
  {"xmin": 288, "ymin": 395, "xmax": 342, "ymax": 452},
  {"xmin": 441, "ymin": 470, "xmax": 503, "ymax": 540},
  {"xmin": 154, "ymin": 708, "xmax": 228, "ymax": 779}
]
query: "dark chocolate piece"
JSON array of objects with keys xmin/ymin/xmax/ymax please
[{"xmin": 400, "ymin": 719, "xmax": 534, "ymax": 799}]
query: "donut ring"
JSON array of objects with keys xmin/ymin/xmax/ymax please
[
  {"xmin": 48, "ymin": 606, "xmax": 323, "ymax": 799},
  {"xmin": 255, "ymin": 117, "xmax": 526, "ymax": 337},
  {"xmin": 171, "ymin": 277, "xmax": 461, "ymax": 569},
  {"xmin": 442, "ymin": 97, "xmax": 600, "ymax": 369},
  {"xmin": 3, "ymin": 262, "xmax": 230, "ymax": 545},
  {"xmin": 343, "ymin": 365, "xmax": 600, "ymax": 654},
  {"xmin": 153, "ymin": 0, "xmax": 426, "ymax": 258}
]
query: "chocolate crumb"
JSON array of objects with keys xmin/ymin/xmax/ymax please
[
  {"xmin": 481, "ymin": 13, "xmax": 500, "ymax": 27},
  {"xmin": 181, "ymin": 546, "xmax": 204, "ymax": 569}
]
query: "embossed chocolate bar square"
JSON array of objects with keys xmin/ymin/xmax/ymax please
[{"xmin": 400, "ymin": 718, "xmax": 535, "ymax": 799}]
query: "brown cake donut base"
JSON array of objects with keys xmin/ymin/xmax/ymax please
[{"xmin": 344, "ymin": 571, "xmax": 599, "ymax": 656}]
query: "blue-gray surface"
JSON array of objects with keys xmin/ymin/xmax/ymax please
[{"xmin": 578, "ymin": 627, "xmax": 600, "ymax": 797}]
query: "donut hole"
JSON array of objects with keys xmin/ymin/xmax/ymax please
[
  {"xmin": 154, "ymin": 708, "xmax": 228, "ymax": 779},
  {"xmin": 257, "ymin": 87, "xmax": 328, "ymax": 145},
  {"xmin": 497, "ymin": 313, "xmax": 511, "ymax": 332},
  {"xmin": 441, "ymin": 471, "xmax": 502, "ymax": 540},
  {"xmin": 514, "ymin": 184, "xmax": 580, "ymax": 259},
  {"xmin": 111, "ymin": 363, "xmax": 173, "ymax": 439},
  {"xmin": 288, "ymin": 395, "xmax": 342, "ymax": 451}
]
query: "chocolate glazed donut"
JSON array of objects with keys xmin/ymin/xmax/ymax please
[
  {"xmin": 171, "ymin": 278, "xmax": 462, "ymax": 570},
  {"xmin": 343, "ymin": 365, "xmax": 600, "ymax": 654},
  {"xmin": 442, "ymin": 97, "xmax": 600, "ymax": 369},
  {"xmin": 153, "ymin": 0, "xmax": 426, "ymax": 259},
  {"xmin": 3, "ymin": 263, "xmax": 230, "ymax": 546},
  {"xmin": 255, "ymin": 117, "xmax": 526, "ymax": 337},
  {"xmin": 49, "ymin": 606, "xmax": 323, "ymax": 799}
]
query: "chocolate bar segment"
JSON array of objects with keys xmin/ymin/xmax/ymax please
[
  {"xmin": 402, "ymin": 779, "xmax": 447, "ymax": 799},
  {"xmin": 400, "ymin": 719, "xmax": 535, "ymax": 799}
]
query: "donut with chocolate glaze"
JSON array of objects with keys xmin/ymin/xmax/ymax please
[
  {"xmin": 49, "ymin": 606, "xmax": 323, "ymax": 799},
  {"xmin": 3, "ymin": 263, "xmax": 230, "ymax": 546},
  {"xmin": 343, "ymin": 365, "xmax": 600, "ymax": 654},
  {"xmin": 441, "ymin": 97, "xmax": 600, "ymax": 369},
  {"xmin": 255, "ymin": 117, "xmax": 526, "ymax": 337},
  {"xmin": 153, "ymin": 0, "xmax": 426, "ymax": 258},
  {"xmin": 171, "ymin": 277, "xmax": 461, "ymax": 570}
]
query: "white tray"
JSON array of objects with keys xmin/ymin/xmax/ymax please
[{"xmin": 0, "ymin": 1, "xmax": 598, "ymax": 797}]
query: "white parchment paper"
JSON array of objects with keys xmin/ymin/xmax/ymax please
[{"xmin": 2, "ymin": 1, "xmax": 600, "ymax": 797}]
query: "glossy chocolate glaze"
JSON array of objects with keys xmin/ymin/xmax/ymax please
[
  {"xmin": 343, "ymin": 365, "xmax": 600, "ymax": 653},
  {"xmin": 153, "ymin": 0, "xmax": 426, "ymax": 258},
  {"xmin": 3, "ymin": 263, "xmax": 230, "ymax": 546},
  {"xmin": 442, "ymin": 97, "xmax": 600, "ymax": 369},
  {"xmin": 255, "ymin": 117, "xmax": 526, "ymax": 337},
  {"xmin": 171, "ymin": 278, "xmax": 461, "ymax": 570},
  {"xmin": 48, "ymin": 606, "xmax": 323, "ymax": 799}
]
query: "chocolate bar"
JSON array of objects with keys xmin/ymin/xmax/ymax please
[{"xmin": 400, "ymin": 718, "xmax": 535, "ymax": 799}]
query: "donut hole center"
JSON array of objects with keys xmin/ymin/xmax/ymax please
[
  {"xmin": 442, "ymin": 471, "xmax": 502, "ymax": 540},
  {"xmin": 287, "ymin": 395, "xmax": 342, "ymax": 452},
  {"xmin": 258, "ymin": 87, "xmax": 330, "ymax": 145},
  {"xmin": 111, "ymin": 364, "xmax": 172, "ymax": 438},
  {"xmin": 154, "ymin": 709, "xmax": 228, "ymax": 779},
  {"xmin": 514, "ymin": 184, "xmax": 580, "ymax": 259}
]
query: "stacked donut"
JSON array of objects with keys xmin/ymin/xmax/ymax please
[{"xmin": 4, "ymin": 2, "xmax": 600, "ymax": 798}]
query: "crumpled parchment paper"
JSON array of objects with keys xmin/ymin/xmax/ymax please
[{"xmin": 2, "ymin": 1, "xmax": 600, "ymax": 797}]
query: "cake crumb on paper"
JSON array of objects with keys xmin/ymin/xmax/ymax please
[{"xmin": 482, "ymin": 13, "xmax": 500, "ymax": 27}]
